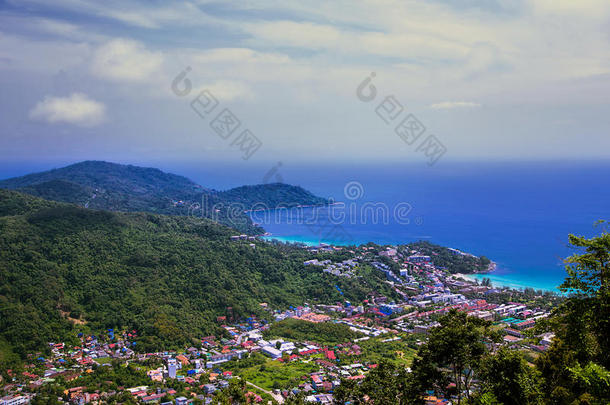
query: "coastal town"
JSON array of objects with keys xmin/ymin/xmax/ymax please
[{"xmin": 1, "ymin": 240, "xmax": 561, "ymax": 405}]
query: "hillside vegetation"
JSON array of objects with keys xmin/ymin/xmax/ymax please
[
  {"xmin": 0, "ymin": 161, "xmax": 329, "ymax": 234},
  {"xmin": 0, "ymin": 190, "xmax": 389, "ymax": 360},
  {"xmin": 404, "ymin": 240, "xmax": 491, "ymax": 274},
  {"xmin": 263, "ymin": 318, "xmax": 361, "ymax": 345},
  {"xmin": 217, "ymin": 183, "xmax": 328, "ymax": 209}
]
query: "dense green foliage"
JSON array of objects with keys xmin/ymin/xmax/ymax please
[
  {"xmin": 337, "ymin": 311, "xmax": 540, "ymax": 405},
  {"xmin": 0, "ymin": 161, "xmax": 329, "ymax": 234},
  {"xmin": 0, "ymin": 189, "xmax": 390, "ymax": 361},
  {"xmin": 0, "ymin": 161, "xmax": 207, "ymax": 212},
  {"xmin": 404, "ymin": 241, "xmax": 492, "ymax": 274},
  {"xmin": 411, "ymin": 310, "xmax": 500, "ymax": 404},
  {"xmin": 334, "ymin": 361, "xmax": 421, "ymax": 404},
  {"xmin": 535, "ymin": 225, "xmax": 610, "ymax": 404},
  {"xmin": 348, "ymin": 226, "xmax": 610, "ymax": 405},
  {"xmin": 263, "ymin": 318, "xmax": 361, "ymax": 345},
  {"xmin": 0, "ymin": 187, "xmax": 59, "ymax": 216},
  {"xmin": 217, "ymin": 183, "xmax": 328, "ymax": 209},
  {"xmin": 475, "ymin": 347, "xmax": 542, "ymax": 405}
]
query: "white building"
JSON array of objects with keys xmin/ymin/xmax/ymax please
[
  {"xmin": 0, "ymin": 396, "xmax": 29, "ymax": 405},
  {"xmin": 261, "ymin": 346, "xmax": 282, "ymax": 359},
  {"xmin": 167, "ymin": 358, "xmax": 177, "ymax": 379}
]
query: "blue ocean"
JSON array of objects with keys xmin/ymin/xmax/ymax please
[
  {"xmin": 186, "ymin": 160, "xmax": 608, "ymax": 293},
  {"xmin": 2, "ymin": 160, "xmax": 609, "ymax": 292}
]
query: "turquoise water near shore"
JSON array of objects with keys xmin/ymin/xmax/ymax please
[
  {"xmin": 3, "ymin": 160, "xmax": 609, "ymax": 293},
  {"xmin": 243, "ymin": 162, "xmax": 610, "ymax": 293},
  {"xmin": 261, "ymin": 233, "xmax": 564, "ymax": 292}
]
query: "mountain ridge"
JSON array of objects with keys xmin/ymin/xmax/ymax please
[
  {"xmin": 0, "ymin": 188, "xmax": 387, "ymax": 359},
  {"xmin": 0, "ymin": 161, "xmax": 329, "ymax": 234}
]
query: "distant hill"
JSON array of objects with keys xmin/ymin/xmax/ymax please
[
  {"xmin": 0, "ymin": 161, "xmax": 329, "ymax": 234},
  {"xmin": 218, "ymin": 183, "xmax": 328, "ymax": 209},
  {"xmin": 0, "ymin": 189, "xmax": 388, "ymax": 361}
]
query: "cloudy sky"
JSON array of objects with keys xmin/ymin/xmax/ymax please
[{"xmin": 1, "ymin": 0, "xmax": 610, "ymax": 166}]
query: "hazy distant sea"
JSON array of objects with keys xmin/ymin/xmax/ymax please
[
  {"xmin": 237, "ymin": 161, "xmax": 610, "ymax": 293},
  {"xmin": 3, "ymin": 160, "xmax": 609, "ymax": 292}
]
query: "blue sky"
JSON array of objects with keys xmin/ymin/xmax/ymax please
[{"xmin": 1, "ymin": 0, "xmax": 609, "ymax": 166}]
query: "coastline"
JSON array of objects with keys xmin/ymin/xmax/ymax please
[
  {"xmin": 262, "ymin": 233, "xmax": 562, "ymax": 293},
  {"xmin": 452, "ymin": 272, "xmax": 561, "ymax": 293}
]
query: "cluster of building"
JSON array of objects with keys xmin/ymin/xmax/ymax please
[
  {"xmin": 2, "ymin": 242, "xmax": 560, "ymax": 404},
  {"xmin": 304, "ymin": 258, "xmax": 359, "ymax": 278}
]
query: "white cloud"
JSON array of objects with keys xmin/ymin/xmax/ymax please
[
  {"xmin": 198, "ymin": 80, "xmax": 255, "ymax": 102},
  {"xmin": 3, "ymin": 0, "xmax": 610, "ymax": 161},
  {"xmin": 242, "ymin": 20, "xmax": 471, "ymax": 62},
  {"xmin": 29, "ymin": 93, "xmax": 106, "ymax": 126},
  {"xmin": 430, "ymin": 101, "xmax": 482, "ymax": 109},
  {"xmin": 0, "ymin": 33, "xmax": 92, "ymax": 72},
  {"xmin": 13, "ymin": 0, "xmax": 222, "ymax": 29},
  {"xmin": 91, "ymin": 38, "xmax": 163, "ymax": 82}
]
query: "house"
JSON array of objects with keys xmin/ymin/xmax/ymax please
[
  {"xmin": 176, "ymin": 355, "xmax": 189, "ymax": 366},
  {"xmin": 175, "ymin": 397, "xmax": 188, "ymax": 405},
  {"xmin": 408, "ymin": 255, "xmax": 431, "ymax": 263},
  {"xmin": 245, "ymin": 392, "xmax": 263, "ymax": 403},
  {"xmin": 514, "ymin": 319, "xmax": 535, "ymax": 330},
  {"xmin": 379, "ymin": 248, "xmax": 397, "ymax": 257},
  {"xmin": 142, "ymin": 393, "xmax": 165, "ymax": 403},
  {"xmin": 261, "ymin": 346, "xmax": 282, "ymax": 359},
  {"xmin": 0, "ymin": 395, "xmax": 29, "ymax": 405},
  {"xmin": 306, "ymin": 394, "xmax": 334, "ymax": 404},
  {"xmin": 321, "ymin": 381, "xmax": 333, "ymax": 392},
  {"xmin": 303, "ymin": 260, "xmax": 320, "ymax": 266},
  {"xmin": 311, "ymin": 374, "xmax": 323, "ymax": 389},
  {"xmin": 539, "ymin": 333, "xmax": 555, "ymax": 347},
  {"xmin": 167, "ymin": 359, "xmax": 177, "ymax": 378}
]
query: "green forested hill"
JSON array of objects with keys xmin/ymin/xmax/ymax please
[
  {"xmin": 218, "ymin": 183, "xmax": 329, "ymax": 209},
  {"xmin": 0, "ymin": 190, "xmax": 387, "ymax": 360},
  {"xmin": 0, "ymin": 161, "xmax": 329, "ymax": 235},
  {"xmin": 0, "ymin": 187, "xmax": 60, "ymax": 216},
  {"xmin": 402, "ymin": 240, "xmax": 491, "ymax": 274}
]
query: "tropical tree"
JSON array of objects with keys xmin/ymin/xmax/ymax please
[
  {"xmin": 559, "ymin": 224, "xmax": 610, "ymax": 366},
  {"xmin": 334, "ymin": 361, "xmax": 422, "ymax": 404},
  {"xmin": 537, "ymin": 223, "xmax": 610, "ymax": 404},
  {"xmin": 476, "ymin": 347, "xmax": 542, "ymax": 405},
  {"xmin": 411, "ymin": 309, "xmax": 498, "ymax": 404}
]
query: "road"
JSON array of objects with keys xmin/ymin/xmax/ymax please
[{"xmin": 246, "ymin": 381, "xmax": 284, "ymax": 404}]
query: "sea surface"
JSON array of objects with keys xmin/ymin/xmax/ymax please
[
  {"xmin": 2, "ymin": 160, "xmax": 609, "ymax": 292},
  {"xmin": 173, "ymin": 160, "xmax": 610, "ymax": 292}
]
